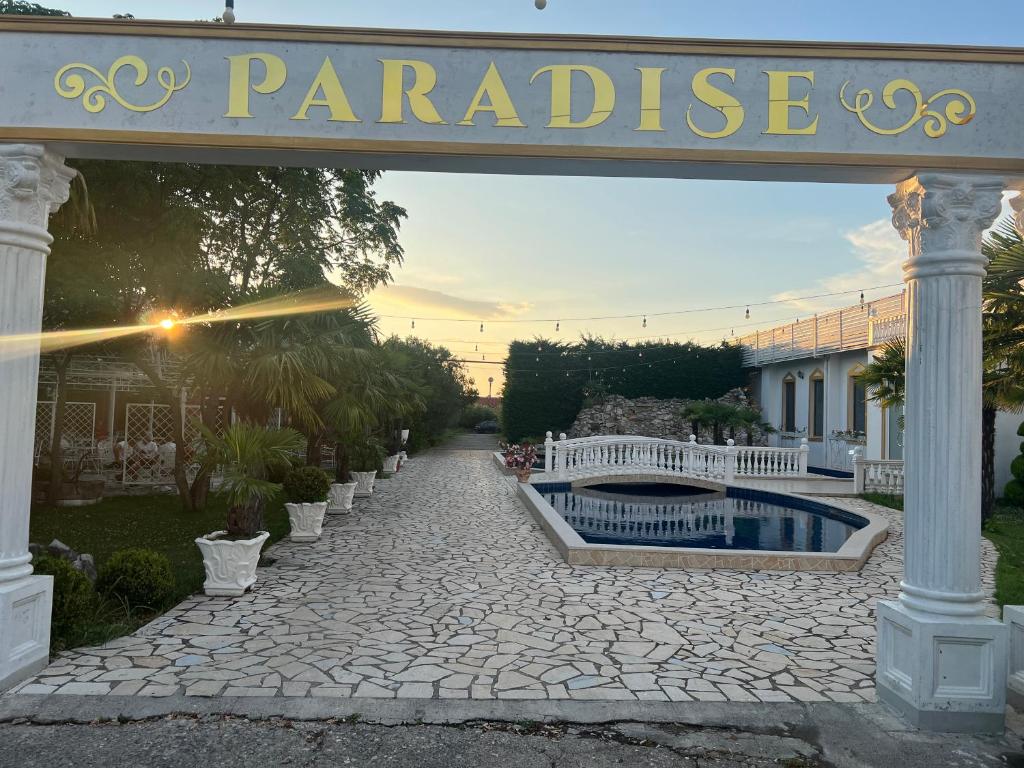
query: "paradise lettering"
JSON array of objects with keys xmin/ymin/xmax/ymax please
[{"xmin": 223, "ymin": 54, "xmax": 819, "ymax": 137}]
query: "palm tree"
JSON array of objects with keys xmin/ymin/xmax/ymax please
[
  {"xmin": 680, "ymin": 401, "xmax": 746, "ymax": 444},
  {"xmin": 856, "ymin": 337, "xmax": 906, "ymax": 413},
  {"xmin": 731, "ymin": 405, "xmax": 777, "ymax": 446},
  {"xmin": 858, "ymin": 218, "xmax": 1024, "ymax": 520},
  {"xmin": 200, "ymin": 422, "xmax": 304, "ymax": 538}
]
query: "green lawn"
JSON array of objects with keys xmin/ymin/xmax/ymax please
[
  {"xmin": 862, "ymin": 493, "xmax": 1024, "ymax": 607},
  {"xmin": 30, "ymin": 492, "xmax": 289, "ymax": 651}
]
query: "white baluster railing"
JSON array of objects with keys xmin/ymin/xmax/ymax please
[
  {"xmin": 543, "ymin": 434, "xmax": 809, "ymax": 483},
  {"xmin": 852, "ymin": 451, "xmax": 905, "ymax": 495}
]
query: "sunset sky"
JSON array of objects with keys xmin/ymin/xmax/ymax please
[{"xmin": 57, "ymin": 0, "xmax": 1023, "ymax": 393}]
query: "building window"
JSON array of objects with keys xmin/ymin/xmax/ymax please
[
  {"xmin": 809, "ymin": 369, "xmax": 825, "ymax": 439},
  {"xmin": 782, "ymin": 374, "xmax": 796, "ymax": 433},
  {"xmin": 849, "ymin": 371, "xmax": 867, "ymax": 434}
]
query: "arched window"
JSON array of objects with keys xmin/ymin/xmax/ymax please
[
  {"xmin": 808, "ymin": 369, "xmax": 825, "ymax": 439},
  {"xmin": 782, "ymin": 373, "xmax": 796, "ymax": 433},
  {"xmin": 848, "ymin": 365, "xmax": 867, "ymax": 434}
]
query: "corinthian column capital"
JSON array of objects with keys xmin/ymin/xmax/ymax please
[
  {"xmin": 0, "ymin": 144, "xmax": 75, "ymax": 253},
  {"xmin": 888, "ymin": 173, "xmax": 1005, "ymax": 279}
]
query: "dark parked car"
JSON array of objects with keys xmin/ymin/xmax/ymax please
[{"xmin": 474, "ymin": 420, "xmax": 499, "ymax": 434}]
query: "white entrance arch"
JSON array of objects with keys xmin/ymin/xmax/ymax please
[{"xmin": 0, "ymin": 17, "xmax": 1022, "ymax": 732}]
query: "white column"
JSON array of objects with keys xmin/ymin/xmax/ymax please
[
  {"xmin": 0, "ymin": 144, "xmax": 74, "ymax": 691},
  {"xmin": 876, "ymin": 173, "xmax": 1007, "ymax": 733}
]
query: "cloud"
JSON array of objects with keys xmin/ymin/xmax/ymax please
[
  {"xmin": 771, "ymin": 192, "xmax": 1020, "ymax": 316},
  {"xmin": 770, "ymin": 218, "xmax": 905, "ymax": 314},
  {"xmin": 368, "ymin": 284, "xmax": 533, "ymax": 321}
]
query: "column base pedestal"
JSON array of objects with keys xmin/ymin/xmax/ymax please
[
  {"xmin": 876, "ymin": 600, "xmax": 1007, "ymax": 733},
  {"xmin": 0, "ymin": 575, "xmax": 53, "ymax": 692}
]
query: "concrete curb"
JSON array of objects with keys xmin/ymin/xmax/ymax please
[{"xmin": 0, "ymin": 693, "xmax": 827, "ymax": 728}]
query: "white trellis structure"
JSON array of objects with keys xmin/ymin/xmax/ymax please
[
  {"xmin": 32, "ymin": 400, "xmax": 96, "ymax": 463},
  {"xmin": 121, "ymin": 402, "xmax": 203, "ymax": 486}
]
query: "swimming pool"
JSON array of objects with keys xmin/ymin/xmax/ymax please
[
  {"xmin": 543, "ymin": 482, "xmax": 863, "ymax": 553},
  {"xmin": 518, "ymin": 479, "xmax": 887, "ymax": 571}
]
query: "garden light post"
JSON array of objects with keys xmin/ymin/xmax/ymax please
[{"xmin": 0, "ymin": 143, "xmax": 74, "ymax": 690}]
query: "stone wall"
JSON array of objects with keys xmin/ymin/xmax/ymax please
[{"xmin": 567, "ymin": 389, "xmax": 768, "ymax": 446}]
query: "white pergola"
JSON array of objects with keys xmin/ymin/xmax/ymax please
[{"xmin": 0, "ymin": 18, "xmax": 1022, "ymax": 732}]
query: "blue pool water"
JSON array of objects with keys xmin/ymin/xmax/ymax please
[{"xmin": 540, "ymin": 482, "xmax": 864, "ymax": 553}]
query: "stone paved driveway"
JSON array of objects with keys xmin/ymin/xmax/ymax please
[{"xmin": 9, "ymin": 450, "xmax": 996, "ymax": 703}]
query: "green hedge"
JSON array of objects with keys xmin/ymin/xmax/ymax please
[{"xmin": 502, "ymin": 339, "xmax": 746, "ymax": 442}]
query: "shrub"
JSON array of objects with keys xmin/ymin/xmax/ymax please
[
  {"xmin": 1003, "ymin": 421, "xmax": 1024, "ymax": 507},
  {"xmin": 96, "ymin": 549, "xmax": 176, "ymax": 612},
  {"xmin": 459, "ymin": 404, "xmax": 498, "ymax": 429},
  {"xmin": 32, "ymin": 555, "xmax": 96, "ymax": 636},
  {"xmin": 283, "ymin": 465, "xmax": 331, "ymax": 503},
  {"xmin": 350, "ymin": 439, "xmax": 386, "ymax": 473}
]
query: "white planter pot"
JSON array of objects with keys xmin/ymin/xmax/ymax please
[
  {"xmin": 195, "ymin": 530, "xmax": 270, "ymax": 597},
  {"xmin": 383, "ymin": 454, "xmax": 400, "ymax": 474},
  {"xmin": 350, "ymin": 470, "xmax": 377, "ymax": 497},
  {"xmin": 285, "ymin": 501, "xmax": 328, "ymax": 542},
  {"xmin": 328, "ymin": 482, "xmax": 358, "ymax": 514}
]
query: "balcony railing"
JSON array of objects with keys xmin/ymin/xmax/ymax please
[{"xmin": 737, "ymin": 291, "xmax": 907, "ymax": 366}]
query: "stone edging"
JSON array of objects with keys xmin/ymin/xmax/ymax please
[{"xmin": 516, "ymin": 481, "xmax": 889, "ymax": 572}]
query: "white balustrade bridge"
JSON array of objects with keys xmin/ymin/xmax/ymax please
[{"xmin": 539, "ymin": 433, "xmax": 809, "ymax": 485}]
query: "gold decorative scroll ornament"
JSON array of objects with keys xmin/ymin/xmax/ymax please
[
  {"xmin": 839, "ymin": 79, "xmax": 975, "ymax": 138},
  {"xmin": 54, "ymin": 55, "xmax": 191, "ymax": 113}
]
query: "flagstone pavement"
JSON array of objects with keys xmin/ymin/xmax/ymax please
[{"xmin": 9, "ymin": 449, "xmax": 997, "ymax": 704}]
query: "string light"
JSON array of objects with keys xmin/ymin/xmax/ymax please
[
  {"xmin": 745, "ymin": 307, "xmax": 750, "ymax": 320},
  {"xmin": 411, "ymin": 319, "xmax": 416, "ymax": 329},
  {"xmin": 375, "ymin": 284, "xmax": 900, "ymax": 325},
  {"xmin": 860, "ymin": 290, "xmax": 865, "ymax": 306},
  {"xmin": 555, "ymin": 321, "xmax": 560, "ymax": 332},
  {"xmin": 480, "ymin": 323, "xmax": 484, "ymax": 333}
]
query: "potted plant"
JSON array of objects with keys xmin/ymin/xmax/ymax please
[
  {"xmin": 350, "ymin": 438, "xmax": 384, "ymax": 497},
  {"xmin": 328, "ymin": 479, "xmax": 358, "ymax": 514},
  {"xmin": 283, "ymin": 465, "xmax": 331, "ymax": 541},
  {"xmin": 194, "ymin": 422, "xmax": 304, "ymax": 597},
  {"xmin": 503, "ymin": 442, "xmax": 538, "ymax": 483},
  {"xmin": 382, "ymin": 428, "xmax": 403, "ymax": 474}
]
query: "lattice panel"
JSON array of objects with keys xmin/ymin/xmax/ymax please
[
  {"xmin": 34, "ymin": 401, "xmax": 96, "ymax": 460},
  {"xmin": 122, "ymin": 403, "xmax": 203, "ymax": 485},
  {"xmin": 62, "ymin": 402, "xmax": 97, "ymax": 447},
  {"xmin": 34, "ymin": 402, "xmax": 54, "ymax": 458}
]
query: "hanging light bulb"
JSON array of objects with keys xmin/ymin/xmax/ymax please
[
  {"xmin": 536, "ymin": 356, "xmax": 539, "ymax": 362},
  {"xmin": 480, "ymin": 323, "xmax": 484, "ymax": 333},
  {"xmin": 223, "ymin": 0, "xmax": 235, "ymax": 24},
  {"xmin": 731, "ymin": 329, "xmax": 735, "ymax": 337},
  {"xmin": 411, "ymin": 319, "xmax": 416, "ymax": 330},
  {"xmin": 555, "ymin": 321, "xmax": 560, "ymax": 332},
  {"xmin": 535, "ymin": 0, "xmax": 547, "ymax": 8},
  {"xmin": 860, "ymin": 290, "xmax": 865, "ymax": 305},
  {"xmin": 642, "ymin": 315, "xmax": 647, "ymax": 328},
  {"xmin": 638, "ymin": 351, "xmax": 643, "ymax": 358},
  {"xmin": 745, "ymin": 307, "xmax": 750, "ymax": 320},
  {"xmin": 475, "ymin": 344, "xmax": 478, "ymax": 352},
  {"xmin": 482, "ymin": 354, "xmax": 486, "ymax": 361}
]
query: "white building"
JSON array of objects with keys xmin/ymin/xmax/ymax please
[{"xmin": 739, "ymin": 292, "xmax": 1020, "ymax": 490}]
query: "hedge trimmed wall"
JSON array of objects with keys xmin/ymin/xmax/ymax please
[{"xmin": 501, "ymin": 339, "xmax": 746, "ymax": 442}]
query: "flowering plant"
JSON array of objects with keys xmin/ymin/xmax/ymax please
[
  {"xmin": 831, "ymin": 429, "xmax": 866, "ymax": 441},
  {"xmin": 502, "ymin": 442, "xmax": 538, "ymax": 471}
]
